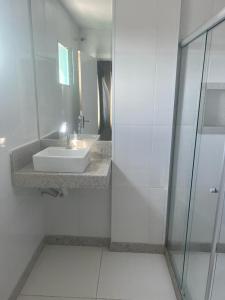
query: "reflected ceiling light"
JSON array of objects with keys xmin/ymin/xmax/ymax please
[
  {"xmin": 0, "ymin": 137, "xmax": 6, "ymax": 147},
  {"xmin": 59, "ymin": 122, "xmax": 68, "ymax": 134}
]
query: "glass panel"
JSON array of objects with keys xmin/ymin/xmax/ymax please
[
  {"xmin": 204, "ymin": 21, "xmax": 225, "ymax": 300},
  {"xmin": 211, "ymin": 198, "xmax": 225, "ymax": 300},
  {"xmin": 183, "ymin": 21, "xmax": 225, "ymax": 300},
  {"xmin": 167, "ymin": 34, "xmax": 207, "ymax": 287}
]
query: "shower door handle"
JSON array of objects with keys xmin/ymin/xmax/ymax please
[{"xmin": 209, "ymin": 187, "xmax": 219, "ymax": 194}]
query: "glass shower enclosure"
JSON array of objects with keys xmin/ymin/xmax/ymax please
[{"xmin": 166, "ymin": 18, "xmax": 225, "ymax": 300}]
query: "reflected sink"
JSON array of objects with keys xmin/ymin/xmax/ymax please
[
  {"xmin": 43, "ymin": 132, "xmax": 100, "ymax": 142},
  {"xmin": 33, "ymin": 147, "xmax": 90, "ymax": 173},
  {"xmin": 77, "ymin": 134, "xmax": 100, "ymax": 141}
]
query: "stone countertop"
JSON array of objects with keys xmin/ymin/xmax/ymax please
[
  {"xmin": 11, "ymin": 140, "xmax": 112, "ymax": 190},
  {"xmin": 13, "ymin": 158, "xmax": 111, "ymax": 189}
]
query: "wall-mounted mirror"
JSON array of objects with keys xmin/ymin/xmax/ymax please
[{"xmin": 31, "ymin": 0, "xmax": 112, "ymax": 142}]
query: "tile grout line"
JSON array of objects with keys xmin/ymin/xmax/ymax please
[
  {"xmin": 95, "ymin": 247, "xmax": 104, "ymax": 299},
  {"xmin": 20, "ymin": 296, "xmax": 96, "ymax": 299},
  {"xmin": 19, "ymin": 246, "xmax": 174, "ymax": 300}
]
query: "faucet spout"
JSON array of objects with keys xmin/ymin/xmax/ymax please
[
  {"xmin": 66, "ymin": 131, "xmax": 71, "ymax": 148},
  {"xmin": 78, "ymin": 113, "xmax": 83, "ymax": 134}
]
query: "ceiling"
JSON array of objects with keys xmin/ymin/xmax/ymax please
[{"xmin": 60, "ymin": 0, "xmax": 112, "ymax": 30}]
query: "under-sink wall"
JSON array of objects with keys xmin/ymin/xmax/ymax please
[
  {"xmin": 0, "ymin": 1, "xmax": 45, "ymax": 299},
  {"xmin": 45, "ymin": 189, "xmax": 111, "ymax": 238}
]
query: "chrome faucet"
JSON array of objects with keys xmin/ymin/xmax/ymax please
[
  {"xmin": 78, "ymin": 113, "xmax": 84, "ymax": 134},
  {"xmin": 66, "ymin": 130, "xmax": 71, "ymax": 148},
  {"xmin": 78, "ymin": 111, "xmax": 90, "ymax": 134}
]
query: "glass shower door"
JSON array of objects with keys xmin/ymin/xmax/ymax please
[
  {"xmin": 211, "ymin": 193, "xmax": 225, "ymax": 300},
  {"xmin": 183, "ymin": 20, "xmax": 225, "ymax": 300},
  {"xmin": 167, "ymin": 33, "xmax": 207, "ymax": 288}
]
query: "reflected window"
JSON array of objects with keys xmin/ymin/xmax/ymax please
[{"xmin": 58, "ymin": 42, "xmax": 70, "ymax": 86}]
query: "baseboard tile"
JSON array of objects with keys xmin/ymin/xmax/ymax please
[
  {"xmin": 110, "ymin": 242, "xmax": 164, "ymax": 254},
  {"xmin": 167, "ymin": 242, "xmax": 225, "ymax": 254},
  {"xmin": 45, "ymin": 235, "xmax": 111, "ymax": 247},
  {"xmin": 8, "ymin": 237, "xmax": 45, "ymax": 300}
]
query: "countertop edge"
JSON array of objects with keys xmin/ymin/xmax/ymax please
[{"xmin": 13, "ymin": 159, "xmax": 112, "ymax": 190}]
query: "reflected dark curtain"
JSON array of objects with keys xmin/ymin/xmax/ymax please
[{"xmin": 97, "ymin": 60, "xmax": 112, "ymax": 140}]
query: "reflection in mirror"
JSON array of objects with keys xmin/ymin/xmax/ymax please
[{"xmin": 31, "ymin": 0, "xmax": 112, "ymax": 142}]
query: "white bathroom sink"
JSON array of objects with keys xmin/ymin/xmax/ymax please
[{"xmin": 33, "ymin": 147, "xmax": 90, "ymax": 173}]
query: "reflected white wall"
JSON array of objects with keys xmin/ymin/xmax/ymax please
[
  {"xmin": 31, "ymin": 0, "xmax": 81, "ymax": 137},
  {"xmin": 79, "ymin": 28, "xmax": 112, "ymax": 60}
]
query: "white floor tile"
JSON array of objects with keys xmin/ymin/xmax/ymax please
[
  {"xmin": 185, "ymin": 252, "xmax": 210, "ymax": 300},
  {"xmin": 211, "ymin": 253, "xmax": 225, "ymax": 300},
  {"xmin": 21, "ymin": 246, "xmax": 102, "ymax": 298},
  {"xmin": 97, "ymin": 250, "xmax": 177, "ymax": 300}
]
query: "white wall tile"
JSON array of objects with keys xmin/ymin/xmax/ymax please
[
  {"xmin": 112, "ymin": 0, "xmax": 180, "ymax": 244},
  {"xmin": 154, "ymin": 0, "xmax": 181, "ymax": 126},
  {"xmin": 112, "ymin": 164, "xmax": 153, "ymax": 188},
  {"xmin": 150, "ymin": 126, "xmax": 173, "ymax": 188},
  {"xmin": 111, "ymin": 186, "xmax": 167, "ymax": 244},
  {"xmin": 114, "ymin": 125, "xmax": 153, "ymax": 169},
  {"xmin": 153, "ymin": 54, "xmax": 176, "ymax": 126},
  {"xmin": 114, "ymin": 0, "xmax": 157, "ymax": 126},
  {"xmin": 114, "ymin": 0, "xmax": 157, "ymax": 53},
  {"xmin": 113, "ymin": 125, "xmax": 172, "ymax": 189},
  {"xmin": 114, "ymin": 54, "xmax": 156, "ymax": 125}
]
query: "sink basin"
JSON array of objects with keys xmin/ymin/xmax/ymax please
[{"xmin": 33, "ymin": 147, "xmax": 90, "ymax": 173}]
